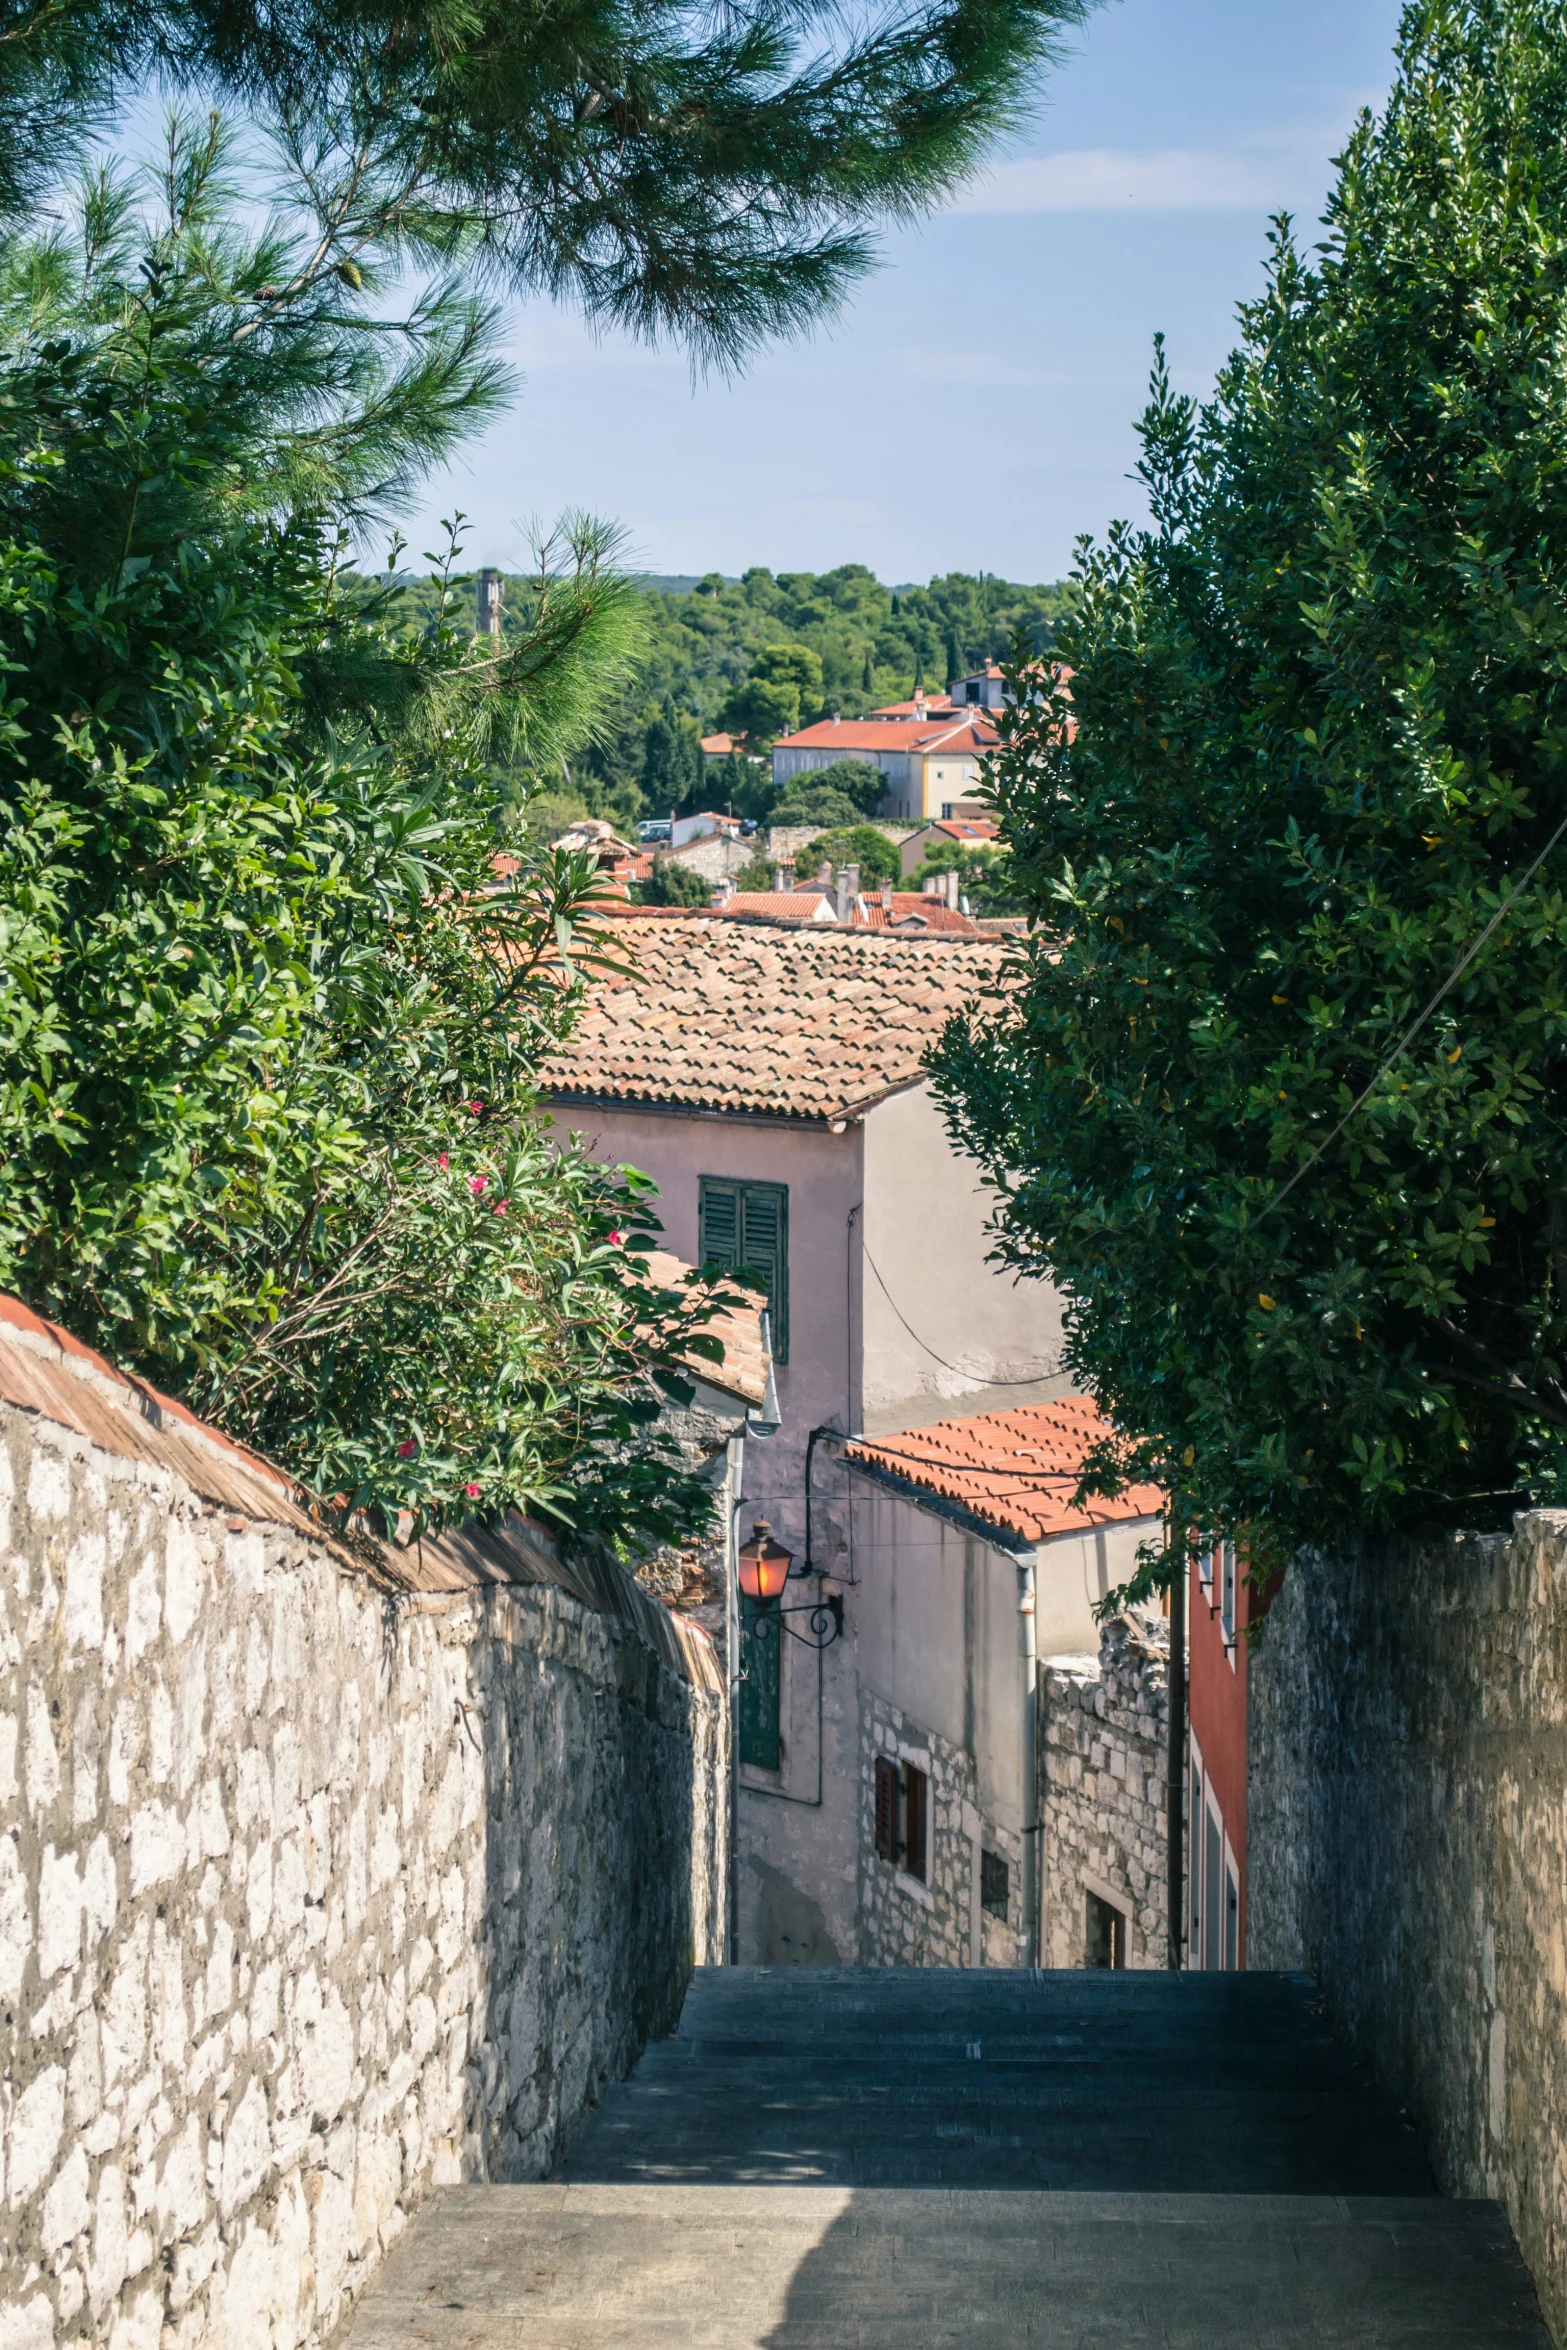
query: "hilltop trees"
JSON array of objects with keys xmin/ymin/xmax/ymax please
[{"xmin": 934, "ymin": 0, "xmax": 1567, "ymax": 1552}]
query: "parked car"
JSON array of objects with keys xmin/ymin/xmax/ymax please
[{"xmin": 637, "ymin": 819, "xmax": 674, "ymax": 843}]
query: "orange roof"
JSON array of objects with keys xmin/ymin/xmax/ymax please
[
  {"xmin": 701, "ymin": 732, "xmax": 742, "ymax": 755},
  {"xmin": 715, "ymin": 890, "xmax": 839, "ymax": 922},
  {"xmin": 845, "ymin": 1399, "xmax": 1166, "ymax": 1546},
  {"xmin": 777, "ymin": 715, "xmax": 999, "ymax": 754},
  {"xmin": 926, "ymin": 817, "xmax": 999, "ymax": 843},
  {"xmin": 543, "ymin": 915, "xmax": 1004, "ymax": 1121},
  {"xmin": 856, "ymin": 893, "xmax": 977, "ymax": 935},
  {"xmin": 869, "ymin": 694, "xmax": 955, "ymax": 718}
]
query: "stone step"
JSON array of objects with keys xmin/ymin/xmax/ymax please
[
  {"xmin": 336, "ymin": 2184, "xmax": 1553, "ymax": 2349},
  {"xmin": 561, "ymin": 1968, "xmax": 1432, "ymax": 2195}
]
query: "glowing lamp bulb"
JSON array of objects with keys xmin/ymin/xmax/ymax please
[{"xmin": 737, "ymin": 1520, "xmax": 792, "ymax": 1603}]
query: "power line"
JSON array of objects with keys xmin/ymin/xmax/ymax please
[
  {"xmin": 861, "ymin": 1237, "xmax": 1063, "ymax": 1388},
  {"xmin": 1258, "ymin": 804, "xmax": 1567, "ymax": 1227}
]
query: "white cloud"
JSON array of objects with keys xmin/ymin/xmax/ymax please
[{"xmin": 950, "ymin": 146, "xmax": 1308, "ymax": 215}]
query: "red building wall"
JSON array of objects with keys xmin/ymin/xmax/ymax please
[{"xmin": 1187, "ymin": 1546, "xmax": 1251, "ymax": 1962}]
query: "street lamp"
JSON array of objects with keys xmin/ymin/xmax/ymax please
[
  {"xmin": 737, "ymin": 1520, "xmax": 793, "ymax": 1603},
  {"xmin": 736, "ymin": 1521, "xmax": 843, "ymax": 1649}
]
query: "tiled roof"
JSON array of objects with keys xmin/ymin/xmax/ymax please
[
  {"xmin": 869, "ymin": 693, "xmax": 955, "ymax": 717},
  {"xmin": 776, "ymin": 715, "xmax": 999, "ymax": 755},
  {"xmin": 639, "ymin": 1250, "xmax": 769, "ymax": 1406},
  {"xmin": 857, "ymin": 893, "xmax": 977, "ymax": 935},
  {"xmin": 544, "ymin": 914, "xmax": 1003, "ymax": 1121},
  {"xmin": 927, "ymin": 817, "xmax": 999, "ymax": 843},
  {"xmin": 717, "ymin": 890, "xmax": 839, "ymax": 923},
  {"xmin": 845, "ymin": 1399, "xmax": 1166, "ymax": 1546}
]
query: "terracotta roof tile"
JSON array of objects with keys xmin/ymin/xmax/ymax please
[
  {"xmin": 845, "ymin": 1399, "xmax": 1166, "ymax": 1546},
  {"xmin": 778, "ymin": 715, "xmax": 1000, "ymax": 753},
  {"xmin": 545, "ymin": 913, "xmax": 1004, "ymax": 1121}
]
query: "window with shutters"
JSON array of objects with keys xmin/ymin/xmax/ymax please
[
  {"xmin": 980, "ymin": 1848, "xmax": 1009, "ymax": 1919},
  {"xmin": 698, "ymin": 1178, "xmax": 789, "ymax": 1362},
  {"xmin": 901, "ymin": 1762, "xmax": 928, "ymax": 1883},
  {"xmin": 739, "ymin": 1595, "xmax": 781, "ymax": 1771},
  {"xmin": 873, "ymin": 1756, "xmax": 898, "ymax": 1862}
]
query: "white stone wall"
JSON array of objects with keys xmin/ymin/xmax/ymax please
[
  {"xmin": 1040, "ymin": 1614, "xmax": 1168, "ymax": 1969},
  {"xmin": 0, "ymin": 1394, "xmax": 725, "ymax": 2350}
]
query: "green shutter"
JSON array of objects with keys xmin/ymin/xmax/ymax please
[
  {"xmin": 699, "ymin": 1177, "xmax": 788, "ymax": 1363},
  {"xmin": 739, "ymin": 1596, "xmax": 781, "ymax": 1770},
  {"xmin": 699, "ymin": 1179, "xmax": 741, "ymax": 1270}
]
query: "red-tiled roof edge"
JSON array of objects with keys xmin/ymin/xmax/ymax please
[{"xmin": 843, "ymin": 1401, "xmax": 1167, "ymax": 1548}]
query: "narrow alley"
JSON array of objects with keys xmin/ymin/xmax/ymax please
[{"xmin": 337, "ymin": 1967, "xmax": 1550, "ymax": 2346}]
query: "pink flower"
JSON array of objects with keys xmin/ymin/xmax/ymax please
[
  {"xmin": 492, "ymin": 1198, "xmax": 509, "ymax": 1215},
  {"xmin": 465, "ymin": 1482, "xmax": 481, "ymax": 1499},
  {"xmin": 396, "ymin": 1440, "xmax": 415, "ymax": 1459},
  {"xmin": 468, "ymin": 1099, "xmax": 483, "ymax": 1115},
  {"xmin": 469, "ymin": 1176, "xmax": 487, "ymax": 1195},
  {"xmin": 608, "ymin": 1228, "xmax": 625, "ymax": 1247},
  {"xmin": 437, "ymin": 1153, "xmax": 449, "ymax": 1171}
]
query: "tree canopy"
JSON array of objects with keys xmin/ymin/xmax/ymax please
[
  {"xmin": 934, "ymin": 0, "xmax": 1567, "ymax": 1558},
  {"xmin": 0, "ymin": 0, "xmax": 1094, "ymax": 367},
  {"xmin": 0, "ymin": 132, "xmax": 734, "ymax": 1549}
]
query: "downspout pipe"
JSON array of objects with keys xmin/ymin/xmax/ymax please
[
  {"xmin": 1018, "ymin": 1557, "xmax": 1040, "ymax": 1968},
  {"xmin": 725, "ymin": 1430, "xmax": 745, "ymax": 1966}
]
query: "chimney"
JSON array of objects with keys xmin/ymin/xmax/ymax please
[
  {"xmin": 777, "ymin": 857, "xmax": 796, "ymax": 892},
  {"xmin": 945, "ymin": 867, "xmax": 960, "ymax": 911},
  {"xmin": 922, "ymin": 872, "xmax": 941, "ymax": 896},
  {"xmin": 913, "ymin": 691, "xmax": 927, "ymax": 720},
  {"xmin": 835, "ymin": 864, "xmax": 860, "ymax": 923},
  {"xmin": 817, "ymin": 860, "xmax": 833, "ymax": 887},
  {"xmin": 477, "ymin": 567, "xmax": 503, "ymax": 642},
  {"xmin": 880, "ymin": 877, "xmax": 894, "ymax": 912}
]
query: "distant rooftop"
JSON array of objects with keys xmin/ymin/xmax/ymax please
[
  {"xmin": 544, "ymin": 914, "xmax": 1003, "ymax": 1123},
  {"xmin": 845, "ymin": 1399, "xmax": 1166, "ymax": 1547}
]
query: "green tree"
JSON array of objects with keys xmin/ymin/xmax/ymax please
[
  {"xmin": 0, "ymin": 134, "xmax": 732, "ymax": 1549},
  {"xmin": 0, "ymin": 0, "xmax": 1094, "ymax": 365},
  {"xmin": 800, "ymin": 824, "xmax": 900, "ymax": 886},
  {"xmin": 641, "ymin": 697, "xmax": 701, "ymax": 812},
  {"xmin": 934, "ymin": 0, "xmax": 1567, "ymax": 1557},
  {"xmin": 721, "ymin": 641, "xmax": 825, "ymax": 743},
  {"xmin": 769, "ymin": 782, "xmax": 864, "ymax": 828},
  {"xmin": 634, "ymin": 857, "xmax": 713, "ymax": 906},
  {"xmin": 913, "ymin": 841, "xmax": 1021, "ymax": 913}
]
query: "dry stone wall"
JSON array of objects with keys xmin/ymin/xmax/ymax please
[
  {"xmin": 856, "ymin": 1691, "xmax": 1024, "ymax": 1967},
  {"xmin": 0, "ymin": 1335, "xmax": 726, "ymax": 2350},
  {"xmin": 1248, "ymin": 1512, "xmax": 1567, "ymax": 2347},
  {"xmin": 1040, "ymin": 1614, "xmax": 1169, "ymax": 1970}
]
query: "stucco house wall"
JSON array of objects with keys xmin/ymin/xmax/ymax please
[{"xmin": 860, "ymin": 1081, "xmax": 1066, "ymax": 1431}]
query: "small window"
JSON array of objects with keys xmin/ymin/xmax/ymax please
[
  {"xmin": 980, "ymin": 1848, "xmax": 1009, "ymax": 1918},
  {"xmin": 1085, "ymin": 1891, "xmax": 1127, "ymax": 1969},
  {"xmin": 901, "ymin": 1762, "xmax": 928, "ymax": 1883},
  {"xmin": 699, "ymin": 1177, "xmax": 789, "ymax": 1362},
  {"xmin": 940, "ymin": 802, "xmax": 954, "ymax": 820},
  {"xmin": 1196, "ymin": 1541, "xmax": 1214, "ymax": 1590},
  {"xmin": 873, "ymin": 1755, "xmax": 898, "ymax": 1862},
  {"xmin": 739, "ymin": 1594, "xmax": 781, "ymax": 1770}
]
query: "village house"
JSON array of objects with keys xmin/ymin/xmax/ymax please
[
  {"xmin": 822, "ymin": 1401, "xmax": 1165, "ymax": 1971},
  {"xmin": 898, "ymin": 814, "xmax": 1001, "ymax": 876},
  {"xmin": 538, "ymin": 911, "xmax": 1071, "ymax": 1963},
  {"xmin": 771, "ymin": 710, "xmax": 999, "ymax": 822}
]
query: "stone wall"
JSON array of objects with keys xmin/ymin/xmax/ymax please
[
  {"xmin": 0, "ymin": 1306, "xmax": 728, "ymax": 2350},
  {"xmin": 1040, "ymin": 1615, "xmax": 1169, "ymax": 1970},
  {"xmin": 1248, "ymin": 1513, "xmax": 1567, "ymax": 2347},
  {"xmin": 856, "ymin": 1690, "xmax": 1024, "ymax": 1967}
]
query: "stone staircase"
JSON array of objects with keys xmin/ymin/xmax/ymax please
[{"xmin": 336, "ymin": 1967, "xmax": 1551, "ymax": 2346}]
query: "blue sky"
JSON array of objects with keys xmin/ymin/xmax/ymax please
[{"xmin": 402, "ymin": 0, "xmax": 1408, "ymax": 586}]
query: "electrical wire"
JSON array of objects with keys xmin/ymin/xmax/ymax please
[
  {"xmin": 861, "ymin": 1236, "xmax": 1065, "ymax": 1388},
  {"xmin": 1257, "ymin": 803, "xmax": 1567, "ymax": 1227}
]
